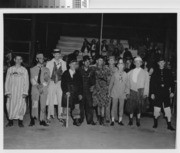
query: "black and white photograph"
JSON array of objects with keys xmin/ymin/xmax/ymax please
[{"xmin": 2, "ymin": 13, "xmax": 177, "ymax": 149}]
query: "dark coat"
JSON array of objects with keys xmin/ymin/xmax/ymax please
[
  {"xmin": 61, "ymin": 70, "xmax": 83, "ymax": 108},
  {"xmin": 79, "ymin": 67, "xmax": 96, "ymax": 95},
  {"xmin": 150, "ymin": 68, "xmax": 174, "ymax": 107}
]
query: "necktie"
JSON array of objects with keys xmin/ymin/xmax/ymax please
[{"xmin": 37, "ymin": 67, "xmax": 41, "ymax": 84}]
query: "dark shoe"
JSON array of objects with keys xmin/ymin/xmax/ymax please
[
  {"xmin": 73, "ymin": 119, "xmax": 81, "ymax": 126},
  {"xmin": 128, "ymin": 118, "xmax": 133, "ymax": 126},
  {"xmin": 29, "ymin": 118, "xmax": 35, "ymax": 126},
  {"xmin": 47, "ymin": 119, "xmax": 51, "ymax": 124},
  {"xmin": 110, "ymin": 122, "xmax": 114, "ymax": 126},
  {"xmin": 91, "ymin": 121, "xmax": 97, "ymax": 125},
  {"xmin": 58, "ymin": 118, "xmax": 64, "ymax": 123},
  {"xmin": 40, "ymin": 121, "xmax": 49, "ymax": 126},
  {"xmin": 76, "ymin": 119, "xmax": 81, "ymax": 126},
  {"xmin": 136, "ymin": 119, "xmax": 140, "ymax": 127},
  {"xmin": 73, "ymin": 119, "xmax": 77, "ymax": 126},
  {"xmin": 101, "ymin": 117, "xmax": 106, "ymax": 126},
  {"xmin": 118, "ymin": 121, "xmax": 124, "ymax": 126},
  {"xmin": 99, "ymin": 116, "xmax": 102, "ymax": 125},
  {"xmin": 106, "ymin": 120, "xmax": 110, "ymax": 123},
  {"xmin": 62, "ymin": 119, "xmax": 66, "ymax": 127},
  {"xmin": 167, "ymin": 122, "xmax": 175, "ymax": 131},
  {"xmin": 153, "ymin": 118, "xmax": 158, "ymax": 128},
  {"xmin": 50, "ymin": 115, "xmax": 54, "ymax": 119},
  {"xmin": 6, "ymin": 120, "xmax": 13, "ymax": 127},
  {"xmin": 79, "ymin": 118, "xmax": 84, "ymax": 124},
  {"xmin": 18, "ymin": 120, "xmax": 24, "ymax": 128},
  {"xmin": 97, "ymin": 115, "xmax": 101, "ymax": 124}
]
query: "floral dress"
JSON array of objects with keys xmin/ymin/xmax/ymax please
[{"xmin": 92, "ymin": 66, "xmax": 111, "ymax": 107}]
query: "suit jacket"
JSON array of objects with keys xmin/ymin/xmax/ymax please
[
  {"xmin": 109, "ymin": 71, "xmax": 128, "ymax": 99},
  {"xmin": 61, "ymin": 69, "xmax": 83, "ymax": 108},
  {"xmin": 79, "ymin": 66, "xmax": 96, "ymax": 94},
  {"xmin": 46, "ymin": 58, "xmax": 66, "ymax": 78},
  {"xmin": 150, "ymin": 68, "xmax": 174, "ymax": 95},
  {"xmin": 30, "ymin": 65, "xmax": 50, "ymax": 96}
]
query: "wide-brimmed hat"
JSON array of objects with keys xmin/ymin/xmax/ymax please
[
  {"xmin": 52, "ymin": 48, "xmax": 61, "ymax": 54},
  {"xmin": 134, "ymin": 56, "xmax": 142, "ymax": 62}
]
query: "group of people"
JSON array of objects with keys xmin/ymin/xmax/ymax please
[
  {"xmin": 4, "ymin": 47, "xmax": 176, "ymax": 131},
  {"xmin": 81, "ymin": 38, "xmax": 124, "ymax": 58}
]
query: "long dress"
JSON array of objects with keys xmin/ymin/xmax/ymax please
[
  {"xmin": 5, "ymin": 66, "xmax": 29, "ymax": 120},
  {"xmin": 92, "ymin": 66, "xmax": 110, "ymax": 107}
]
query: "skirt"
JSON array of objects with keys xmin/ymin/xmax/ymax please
[{"xmin": 125, "ymin": 89, "xmax": 149, "ymax": 114}]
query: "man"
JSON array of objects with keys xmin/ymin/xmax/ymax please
[
  {"xmin": 123, "ymin": 48, "xmax": 133, "ymax": 61},
  {"xmin": 108, "ymin": 39, "xmax": 115, "ymax": 57},
  {"xmin": 101, "ymin": 40, "xmax": 108, "ymax": 57},
  {"xmin": 151, "ymin": 57, "xmax": 175, "ymax": 131},
  {"xmin": 127, "ymin": 56, "xmax": 149, "ymax": 127},
  {"xmin": 61, "ymin": 58, "xmax": 83, "ymax": 126},
  {"xmin": 29, "ymin": 53, "xmax": 50, "ymax": 126},
  {"xmin": 79, "ymin": 56, "xmax": 96, "ymax": 125},
  {"xmin": 68, "ymin": 50, "xmax": 80, "ymax": 62},
  {"xmin": 5, "ymin": 55, "xmax": 29, "ymax": 127},
  {"xmin": 46, "ymin": 49, "xmax": 67, "ymax": 123}
]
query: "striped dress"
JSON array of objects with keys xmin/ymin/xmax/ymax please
[{"xmin": 5, "ymin": 66, "xmax": 29, "ymax": 120}]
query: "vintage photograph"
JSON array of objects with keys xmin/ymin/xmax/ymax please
[{"xmin": 3, "ymin": 13, "xmax": 177, "ymax": 149}]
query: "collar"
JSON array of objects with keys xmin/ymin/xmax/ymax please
[
  {"xmin": 52, "ymin": 58, "xmax": 62, "ymax": 64},
  {"xmin": 69, "ymin": 69, "xmax": 75, "ymax": 75},
  {"xmin": 83, "ymin": 66, "xmax": 89, "ymax": 71},
  {"xmin": 37, "ymin": 64, "xmax": 43, "ymax": 68},
  {"xmin": 134, "ymin": 67, "xmax": 142, "ymax": 71}
]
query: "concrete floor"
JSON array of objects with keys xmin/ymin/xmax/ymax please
[{"xmin": 4, "ymin": 113, "xmax": 176, "ymax": 149}]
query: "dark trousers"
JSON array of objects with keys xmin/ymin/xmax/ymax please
[{"xmin": 83, "ymin": 92, "xmax": 94, "ymax": 124}]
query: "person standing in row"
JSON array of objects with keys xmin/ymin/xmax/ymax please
[
  {"xmin": 92, "ymin": 55, "xmax": 110, "ymax": 126},
  {"xmin": 29, "ymin": 53, "xmax": 50, "ymax": 127},
  {"xmin": 108, "ymin": 58, "xmax": 128, "ymax": 126},
  {"xmin": 106, "ymin": 56, "xmax": 117, "ymax": 123},
  {"xmin": 79, "ymin": 56, "xmax": 96, "ymax": 125},
  {"xmin": 151, "ymin": 57, "xmax": 175, "ymax": 131},
  {"xmin": 61, "ymin": 58, "xmax": 83, "ymax": 126},
  {"xmin": 5, "ymin": 55, "xmax": 29, "ymax": 127},
  {"xmin": 126, "ymin": 56, "xmax": 149, "ymax": 127},
  {"xmin": 46, "ymin": 49, "xmax": 67, "ymax": 123}
]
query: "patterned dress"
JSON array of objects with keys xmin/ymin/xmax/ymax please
[{"xmin": 92, "ymin": 66, "xmax": 111, "ymax": 107}]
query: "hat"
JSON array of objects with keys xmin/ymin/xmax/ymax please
[
  {"xmin": 52, "ymin": 48, "xmax": 61, "ymax": 54},
  {"xmin": 134, "ymin": 56, "xmax": 142, "ymax": 62},
  {"xmin": 83, "ymin": 55, "xmax": 90, "ymax": 61},
  {"xmin": 68, "ymin": 57, "xmax": 77, "ymax": 65},
  {"xmin": 157, "ymin": 56, "xmax": 165, "ymax": 62},
  {"xmin": 96, "ymin": 55, "xmax": 104, "ymax": 60}
]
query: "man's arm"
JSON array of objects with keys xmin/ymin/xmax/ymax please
[
  {"xmin": 23, "ymin": 68, "xmax": 29, "ymax": 96},
  {"xmin": 5, "ymin": 67, "xmax": 11, "ymax": 95}
]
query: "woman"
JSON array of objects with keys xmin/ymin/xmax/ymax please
[
  {"xmin": 108, "ymin": 58, "xmax": 128, "ymax": 126},
  {"xmin": 92, "ymin": 55, "xmax": 110, "ymax": 126}
]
